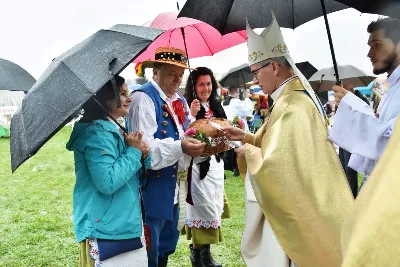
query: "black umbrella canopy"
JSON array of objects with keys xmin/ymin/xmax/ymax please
[
  {"xmin": 178, "ymin": 0, "xmax": 350, "ymax": 35},
  {"xmin": 179, "ymin": 0, "xmax": 349, "ymax": 85},
  {"xmin": 335, "ymin": 0, "xmax": 400, "ymax": 19},
  {"xmin": 219, "ymin": 61, "xmax": 318, "ymax": 87},
  {"xmin": 295, "ymin": 61, "xmax": 318, "ymax": 79},
  {"xmin": 316, "ymin": 91, "xmax": 329, "ymax": 105},
  {"xmin": 219, "ymin": 63, "xmax": 251, "ymax": 87},
  {"xmin": 10, "ymin": 24, "xmax": 163, "ymax": 172},
  {"xmin": 0, "ymin": 58, "xmax": 36, "ymax": 91}
]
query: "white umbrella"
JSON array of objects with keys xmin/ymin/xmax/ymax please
[{"xmin": 309, "ymin": 65, "xmax": 376, "ymax": 92}]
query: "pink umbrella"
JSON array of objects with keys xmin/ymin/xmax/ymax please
[{"xmin": 134, "ymin": 12, "xmax": 247, "ymax": 62}]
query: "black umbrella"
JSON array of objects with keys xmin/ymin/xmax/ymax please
[
  {"xmin": 219, "ymin": 61, "xmax": 318, "ymax": 87},
  {"xmin": 316, "ymin": 91, "xmax": 329, "ymax": 105},
  {"xmin": 178, "ymin": 0, "xmax": 349, "ymax": 34},
  {"xmin": 295, "ymin": 61, "xmax": 318, "ymax": 79},
  {"xmin": 219, "ymin": 63, "xmax": 251, "ymax": 87},
  {"xmin": 10, "ymin": 24, "xmax": 163, "ymax": 172},
  {"xmin": 335, "ymin": 0, "xmax": 400, "ymax": 18},
  {"xmin": 0, "ymin": 58, "xmax": 36, "ymax": 92},
  {"xmin": 179, "ymin": 0, "xmax": 350, "ymax": 85}
]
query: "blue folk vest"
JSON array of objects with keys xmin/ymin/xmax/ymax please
[{"xmin": 136, "ymin": 82, "xmax": 189, "ymax": 220}]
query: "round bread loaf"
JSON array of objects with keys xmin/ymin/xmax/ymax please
[{"xmin": 187, "ymin": 118, "xmax": 234, "ymax": 155}]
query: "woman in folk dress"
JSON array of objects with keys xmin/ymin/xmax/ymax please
[{"xmin": 184, "ymin": 67, "xmax": 229, "ymax": 267}]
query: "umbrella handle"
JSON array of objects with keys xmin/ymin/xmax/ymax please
[
  {"xmin": 319, "ymin": 0, "xmax": 341, "ymax": 84},
  {"xmin": 109, "ymin": 57, "xmax": 122, "ymax": 109},
  {"xmin": 91, "ymin": 96, "xmax": 128, "ymax": 133},
  {"xmin": 240, "ymin": 71, "xmax": 247, "ymax": 88}
]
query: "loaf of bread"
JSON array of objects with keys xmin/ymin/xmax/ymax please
[{"xmin": 187, "ymin": 118, "xmax": 234, "ymax": 155}]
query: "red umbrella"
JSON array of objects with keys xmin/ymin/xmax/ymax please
[{"xmin": 134, "ymin": 12, "xmax": 247, "ymax": 63}]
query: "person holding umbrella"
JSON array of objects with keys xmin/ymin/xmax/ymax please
[
  {"xmin": 128, "ymin": 47, "xmax": 206, "ymax": 267},
  {"xmin": 330, "ymin": 17, "xmax": 400, "ymax": 185},
  {"xmin": 222, "ymin": 13, "xmax": 353, "ymax": 267},
  {"xmin": 66, "ymin": 75, "xmax": 151, "ymax": 266}
]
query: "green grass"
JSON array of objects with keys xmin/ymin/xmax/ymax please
[{"xmin": 0, "ymin": 127, "xmax": 245, "ymax": 266}]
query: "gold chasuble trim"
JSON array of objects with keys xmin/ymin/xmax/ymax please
[
  {"xmin": 244, "ymin": 78, "xmax": 354, "ymax": 267},
  {"xmin": 341, "ymin": 118, "xmax": 400, "ymax": 267}
]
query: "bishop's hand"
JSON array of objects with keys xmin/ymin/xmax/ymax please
[
  {"xmin": 235, "ymin": 144, "xmax": 249, "ymax": 158},
  {"xmin": 221, "ymin": 126, "xmax": 246, "ymax": 142}
]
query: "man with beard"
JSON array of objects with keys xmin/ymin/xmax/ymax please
[{"xmin": 330, "ymin": 18, "xmax": 400, "ymax": 183}]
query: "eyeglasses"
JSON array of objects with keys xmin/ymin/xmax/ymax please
[{"xmin": 251, "ymin": 62, "xmax": 272, "ymax": 78}]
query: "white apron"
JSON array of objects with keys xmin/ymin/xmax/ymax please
[{"xmin": 186, "ymin": 155, "xmax": 225, "ymax": 229}]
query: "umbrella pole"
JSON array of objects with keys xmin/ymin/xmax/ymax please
[
  {"xmin": 91, "ymin": 96, "xmax": 128, "ymax": 133},
  {"xmin": 180, "ymin": 27, "xmax": 196, "ymax": 99},
  {"xmin": 240, "ymin": 71, "xmax": 247, "ymax": 89},
  {"xmin": 319, "ymin": 0, "xmax": 341, "ymax": 85},
  {"xmin": 180, "ymin": 27, "xmax": 192, "ymax": 69}
]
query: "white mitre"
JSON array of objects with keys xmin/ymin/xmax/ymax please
[
  {"xmin": 246, "ymin": 12, "xmax": 325, "ymax": 120},
  {"xmin": 246, "ymin": 12, "xmax": 289, "ymax": 65}
]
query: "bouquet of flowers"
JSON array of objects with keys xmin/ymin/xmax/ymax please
[
  {"xmin": 231, "ymin": 116, "xmax": 246, "ymax": 130},
  {"xmin": 185, "ymin": 128, "xmax": 211, "ymax": 145}
]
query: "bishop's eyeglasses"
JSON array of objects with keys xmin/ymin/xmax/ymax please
[{"xmin": 251, "ymin": 61, "xmax": 273, "ymax": 78}]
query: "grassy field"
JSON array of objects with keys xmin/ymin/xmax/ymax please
[{"xmin": 0, "ymin": 126, "xmax": 246, "ymax": 266}]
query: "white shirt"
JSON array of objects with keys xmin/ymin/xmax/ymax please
[
  {"xmin": 329, "ymin": 65, "xmax": 400, "ymax": 175},
  {"xmin": 201, "ymin": 102, "xmax": 209, "ymax": 111},
  {"xmin": 223, "ymin": 97, "xmax": 253, "ymax": 131},
  {"xmin": 128, "ymin": 79, "xmax": 191, "ymax": 204}
]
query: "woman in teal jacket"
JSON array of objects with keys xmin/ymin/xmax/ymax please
[{"xmin": 66, "ymin": 75, "xmax": 151, "ymax": 266}]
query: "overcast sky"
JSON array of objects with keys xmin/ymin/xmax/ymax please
[{"xmin": 0, "ymin": 0, "xmax": 381, "ymax": 80}]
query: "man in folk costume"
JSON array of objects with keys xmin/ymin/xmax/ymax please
[
  {"xmin": 128, "ymin": 47, "xmax": 206, "ymax": 267},
  {"xmin": 330, "ymin": 18, "xmax": 400, "ymax": 183},
  {"xmin": 222, "ymin": 12, "xmax": 353, "ymax": 267}
]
